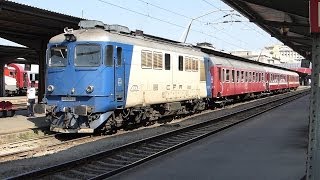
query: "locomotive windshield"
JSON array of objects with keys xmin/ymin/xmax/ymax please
[
  {"xmin": 48, "ymin": 46, "xmax": 68, "ymax": 67},
  {"xmin": 74, "ymin": 44, "xmax": 101, "ymax": 67}
]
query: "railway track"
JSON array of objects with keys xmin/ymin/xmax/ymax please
[
  {"xmin": 7, "ymin": 90, "xmax": 308, "ymax": 180},
  {"xmin": 0, "ymin": 133, "xmax": 103, "ymax": 162}
]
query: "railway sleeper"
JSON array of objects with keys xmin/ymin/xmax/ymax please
[
  {"xmin": 78, "ymin": 165, "xmax": 110, "ymax": 174},
  {"xmin": 93, "ymin": 160, "xmax": 124, "ymax": 170},
  {"xmin": 67, "ymin": 169, "xmax": 98, "ymax": 178},
  {"xmin": 51, "ymin": 174, "xmax": 77, "ymax": 180},
  {"xmin": 137, "ymin": 146, "xmax": 163, "ymax": 153},
  {"xmin": 103, "ymin": 157, "xmax": 131, "ymax": 165},
  {"xmin": 121, "ymin": 150, "xmax": 150, "ymax": 158}
]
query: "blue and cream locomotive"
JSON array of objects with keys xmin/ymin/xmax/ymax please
[{"xmin": 37, "ymin": 20, "xmax": 211, "ymax": 133}]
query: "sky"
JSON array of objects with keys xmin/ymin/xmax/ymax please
[{"xmin": 1, "ymin": 0, "xmax": 281, "ymax": 52}]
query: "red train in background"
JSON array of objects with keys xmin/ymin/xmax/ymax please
[
  {"xmin": 208, "ymin": 53, "xmax": 299, "ymax": 104},
  {"xmin": 4, "ymin": 63, "xmax": 38, "ymax": 96}
]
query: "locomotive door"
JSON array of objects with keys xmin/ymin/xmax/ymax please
[{"xmin": 114, "ymin": 46, "xmax": 125, "ymax": 103}]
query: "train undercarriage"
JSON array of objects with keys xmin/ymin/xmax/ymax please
[{"xmin": 39, "ymin": 88, "xmax": 298, "ymax": 134}]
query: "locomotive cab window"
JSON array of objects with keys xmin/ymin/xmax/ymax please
[
  {"xmin": 105, "ymin": 45, "xmax": 113, "ymax": 66},
  {"xmin": 75, "ymin": 44, "xmax": 101, "ymax": 67},
  {"xmin": 48, "ymin": 46, "xmax": 68, "ymax": 67}
]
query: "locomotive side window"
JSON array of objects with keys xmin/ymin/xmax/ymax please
[
  {"xmin": 178, "ymin": 56, "xmax": 183, "ymax": 71},
  {"xmin": 117, "ymin": 47, "xmax": 122, "ymax": 66},
  {"xmin": 49, "ymin": 46, "xmax": 68, "ymax": 67},
  {"xmin": 75, "ymin": 44, "xmax": 101, "ymax": 67},
  {"xmin": 185, "ymin": 57, "xmax": 191, "ymax": 71},
  {"xmin": 141, "ymin": 50, "xmax": 152, "ymax": 68},
  {"xmin": 195, "ymin": 59, "xmax": 199, "ymax": 71},
  {"xmin": 200, "ymin": 61, "xmax": 205, "ymax": 81},
  {"xmin": 153, "ymin": 52, "xmax": 163, "ymax": 69},
  {"xmin": 192, "ymin": 58, "xmax": 198, "ymax": 71},
  {"xmin": 165, "ymin": 53, "xmax": 170, "ymax": 70},
  {"xmin": 105, "ymin": 45, "xmax": 113, "ymax": 66}
]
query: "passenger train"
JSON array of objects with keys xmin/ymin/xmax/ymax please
[{"xmin": 35, "ymin": 20, "xmax": 299, "ymax": 133}]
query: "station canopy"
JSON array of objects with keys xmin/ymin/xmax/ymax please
[
  {"xmin": 222, "ymin": 0, "xmax": 311, "ymax": 59},
  {"xmin": 0, "ymin": 0, "xmax": 83, "ymax": 63},
  {"xmin": 0, "ymin": 45, "xmax": 37, "ymax": 64}
]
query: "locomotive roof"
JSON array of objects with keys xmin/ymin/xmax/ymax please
[{"xmin": 49, "ymin": 28, "xmax": 206, "ymax": 56}]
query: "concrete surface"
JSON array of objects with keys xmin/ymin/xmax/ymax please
[
  {"xmin": 0, "ymin": 109, "xmax": 47, "ymax": 135},
  {"xmin": 109, "ymin": 95, "xmax": 309, "ymax": 180}
]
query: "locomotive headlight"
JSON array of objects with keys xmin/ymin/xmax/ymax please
[
  {"xmin": 86, "ymin": 85, "xmax": 94, "ymax": 93},
  {"xmin": 47, "ymin": 85, "xmax": 55, "ymax": 92}
]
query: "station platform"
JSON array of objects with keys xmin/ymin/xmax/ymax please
[{"xmin": 110, "ymin": 95, "xmax": 309, "ymax": 180}]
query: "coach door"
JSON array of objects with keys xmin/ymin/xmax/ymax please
[
  {"xmin": 266, "ymin": 73, "xmax": 270, "ymax": 91},
  {"xmin": 215, "ymin": 66, "xmax": 223, "ymax": 97},
  {"xmin": 114, "ymin": 46, "xmax": 125, "ymax": 104}
]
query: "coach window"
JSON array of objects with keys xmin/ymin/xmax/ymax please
[
  {"xmin": 218, "ymin": 68, "xmax": 221, "ymax": 81},
  {"xmin": 75, "ymin": 44, "xmax": 101, "ymax": 67},
  {"xmin": 165, "ymin": 53, "xmax": 170, "ymax": 70},
  {"xmin": 258, "ymin": 73, "xmax": 261, "ymax": 82},
  {"xmin": 252, "ymin": 72, "xmax": 255, "ymax": 82},
  {"xmin": 231, "ymin": 70, "xmax": 235, "ymax": 82},
  {"xmin": 105, "ymin": 45, "xmax": 113, "ymax": 66},
  {"xmin": 236, "ymin": 71, "xmax": 240, "ymax": 82},
  {"xmin": 178, "ymin": 56, "xmax": 183, "ymax": 71},
  {"xmin": 241, "ymin": 71, "xmax": 244, "ymax": 82},
  {"xmin": 245, "ymin": 72, "xmax": 248, "ymax": 82},
  {"xmin": 226, "ymin": 69, "xmax": 230, "ymax": 82},
  {"xmin": 117, "ymin": 47, "xmax": 122, "ymax": 66}
]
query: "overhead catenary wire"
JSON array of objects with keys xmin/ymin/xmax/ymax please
[
  {"xmin": 203, "ymin": 0, "xmax": 278, "ymax": 45},
  {"xmin": 136, "ymin": 0, "xmax": 252, "ymax": 48},
  {"xmin": 96, "ymin": 0, "xmax": 245, "ymax": 49},
  {"xmin": 136, "ymin": 0, "xmax": 252, "ymax": 49}
]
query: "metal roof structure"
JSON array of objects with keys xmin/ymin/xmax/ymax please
[
  {"xmin": 222, "ymin": 0, "xmax": 311, "ymax": 59},
  {"xmin": 0, "ymin": 0, "xmax": 82, "ymax": 62},
  {"xmin": 0, "ymin": 45, "xmax": 37, "ymax": 64}
]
